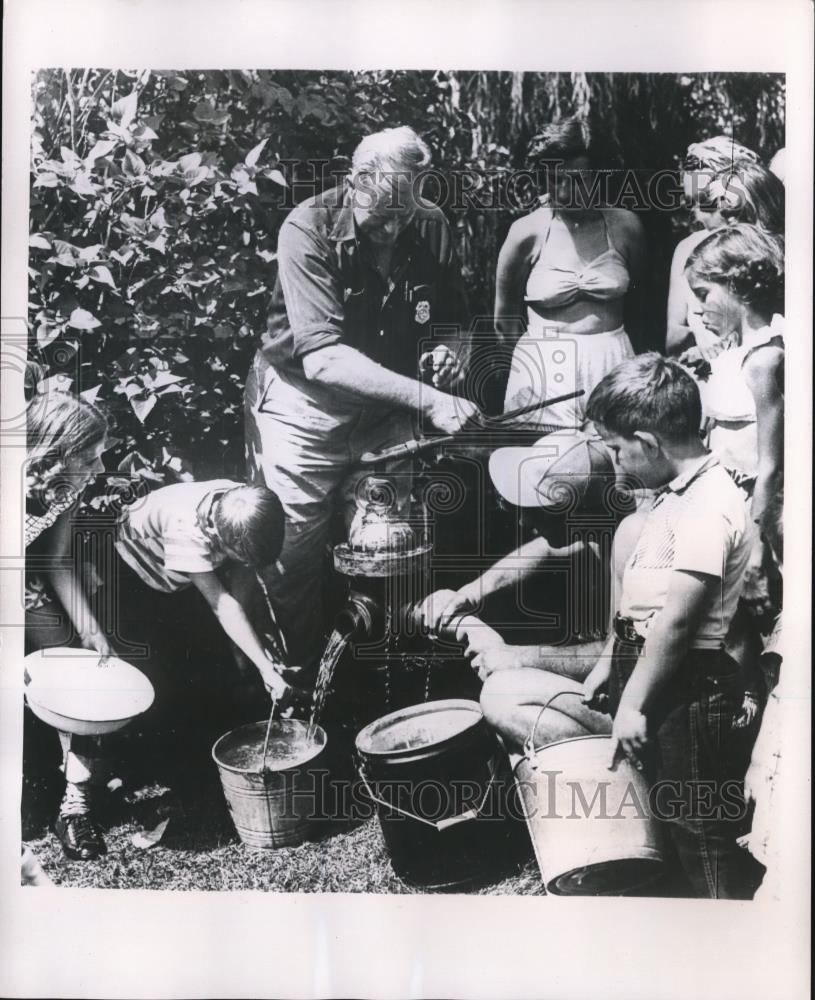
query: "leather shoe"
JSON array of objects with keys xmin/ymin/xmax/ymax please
[{"xmin": 54, "ymin": 813, "xmax": 107, "ymax": 861}]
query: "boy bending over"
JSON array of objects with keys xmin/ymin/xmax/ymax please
[
  {"xmin": 48, "ymin": 480, "xmax": 289, "ymax": 862},
  {"xmin": 115, "ymin": 479, "xmax": 291, "ymax": 700},
  {"xmin": 481, "ymin": 354, "xmax": 762, "ymax": 898}
]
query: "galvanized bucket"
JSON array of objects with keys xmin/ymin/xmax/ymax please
[
  {"xmin": 212, "ymin": 719, "xmax": 327, "ymax": 849},
  {"xmin": 516, "ymin": 690, "xmax": 665, "ymax": 895}
]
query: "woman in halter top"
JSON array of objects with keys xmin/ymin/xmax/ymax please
[
  {"xmin": 666, "ymin": 141, "xmax": 784, "ymax": 356},
  {"xmin": 495, "ymin": 117, "xmax": 646, "ymax": 430},
  {"xmin": 684, "ymin": 223, "xmax": 784, "ymax": 613}
]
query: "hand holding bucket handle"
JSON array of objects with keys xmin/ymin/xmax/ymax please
[
  {"xmin": 524, "ymin": 690, "xmax": 649, "ymax": 774},
  {"xmin": 606, "ymin": 706, "xmax": 649, "ymax": 773}
]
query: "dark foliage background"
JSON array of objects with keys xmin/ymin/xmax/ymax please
[{"xmin": 28, "ymin": 69, "xmax": 785, "ymax": 486}]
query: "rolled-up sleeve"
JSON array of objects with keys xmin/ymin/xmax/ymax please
[
  {"xmin": 672, "ymin": 504, "xmax": 729, "ymax": 580},
  {"xmin": 276, "ymin": 220, "xmax": 345, "ymax": 357}
]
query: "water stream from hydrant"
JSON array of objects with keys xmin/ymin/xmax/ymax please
[{"xmin": 308, "ymin": 628, "xmax": 351, "ymax": 739}]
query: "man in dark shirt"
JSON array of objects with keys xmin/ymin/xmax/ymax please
[{"xmin": 245, "ymin": 126, "xmax": 480, "ymax": 691}]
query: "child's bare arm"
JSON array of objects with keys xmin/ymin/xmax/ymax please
[
  {"xmin": 418, "ymin": 536, "xmax": 587, "ymax": 636},
  {"xmin": 744, "ymin": 346, "xmax": 784, "ymax": 532},
  {"xmin": 583, "ymin": 511, "xmax": 649, "ymax": 706},
  {"xmin": 222, "ymin": 563, "xmax": 262, "ymax": 675},
  {"xmin": 611, "ymin": 569, "xmax": 718, "ymax": 767},
  {"xmin": 190, "ymin": 570, "xmax": 290, "ymax": 701},
  {"xmin": 742, "ymin": 348, "xmax": 783, "ymax": 612},
  {"xmin": 46, "ymin": 511, "xmax": 112, "ymax": 655},
  {"xmin": 581, "ymin": 633, "xmax": 618, "ymax": 705}
]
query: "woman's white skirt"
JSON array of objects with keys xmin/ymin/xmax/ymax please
[{"xmin": 504, "ymin": 325, "xmax": 634, "ymax": 430}]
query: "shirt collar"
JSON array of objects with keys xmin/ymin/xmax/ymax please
[
  {"xmin": 328, "ymin": 182, "xmax": 356, "ymax": 243},
  {"xmin": 662, "ymin": 452, "xmax": 719, "ymax": 495}
]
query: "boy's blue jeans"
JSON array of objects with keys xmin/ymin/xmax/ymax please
[{"xmin": 609, "ymin": 638, "xmax": 763, "ymax": 899}]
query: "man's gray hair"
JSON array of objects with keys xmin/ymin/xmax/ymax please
[{"xmin": 351, "ymin": 126, "xmax": 431, "ymax": 185}]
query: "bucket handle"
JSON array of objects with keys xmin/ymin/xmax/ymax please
[
  {"xmin": 523, "ymin": 689, "xmax": 586, "ymax": 764},
  {"xmin": 358, "ymin": 756, "xmax": 500, "ymax": 832}
]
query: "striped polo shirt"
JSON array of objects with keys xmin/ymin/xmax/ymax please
[
  {"xmin": 116, "ymin": 479, "xmax": 236, "ymax": 593},
  {"xmin": 619, "ymin": 454, "xmax": 752, "ymax": 649}
]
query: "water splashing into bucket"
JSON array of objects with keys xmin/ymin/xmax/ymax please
[
  {"xmin": 308, "ymin": 628, "xmax": 352, "ymax": 738},
  {"xmin": 212, "ymin": 719, "xmax": 328, "ymax": 849}
]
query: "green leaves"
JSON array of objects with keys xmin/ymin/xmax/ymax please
[
  {"xmin": 89, "ymin": 265, "xmax": 116, "ymax": 288},
  {"xmin": 26, "ymin": 68, "xmax": 416, "ymax": 480},
  {"xmin": 178, "ymin": 152, "xmax": 210, "ymax": 187},
  {"xmin": 33, "ymin": 172, "xmax": 60, "ymax": 188},
  {"xmin": 69, "ymin": 171, "xmax": 98, "ymax": 198},
  {"xmin": 80, "ymin": 384, "xmax": 103, "ymax": 404},
  {"xmin": 68, "ymin": 307, "xmax": 101, "ymax": 330},
  {"xmin": 84, "ymin": 139, "xmax": 118, "ymax": 165},
  {"xmin": 130, "ymin": 393, "xmax": 157, "ymax": 423},
  {"xmin": 143, "ymin": 234, "xmax": 167, "ymax": 254},
  {"xmin": 111, "ymin": 90, "xmax": 139, "ymax": 129},
  {"xmin": 245, "ymin": 137, "xmax": 268, "ymax": 167},
  {"xmin": 123, "ymin": 149, "xmax": 147, "ymax": 178},
  {"xmin": 193, "ymin": 100, "xmax": 230, "ymax": 126},
  {"xmin": 36, "ymin": 319, "xmax": 62, "ymax": 349},
  {"xmin": 231, "ymin": 166, "xmax": 257, "ymax": 196},
  {"xmin": 266, "ymin": 168, "xmax": 288, "ymax": 188}
]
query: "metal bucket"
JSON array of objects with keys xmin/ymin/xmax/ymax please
[
  {"xmin": 212, "ymin": 719, "xmax": 327, "ymax": 849},
  {"xmin": 516, "ymin": 691, "xmax": 665, "ymax": 895},
  {"xmin": 356, "ymin": 699, "xmax": 519, "ymax": 889}
]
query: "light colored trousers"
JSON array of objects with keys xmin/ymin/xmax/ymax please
[{"xmin": 245, "ymin": 351, "xmax": 414, "ymax": 684}]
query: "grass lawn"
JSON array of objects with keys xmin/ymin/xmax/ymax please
[
  {"xmin": 21, "ymin": 703, "xmax": 546, "ymax": 895},
  {"xmin": 24, "ymin": 793, "xmax": 545, "ymax": 895}
]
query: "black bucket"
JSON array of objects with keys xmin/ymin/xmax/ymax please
[{"xmin": 355, "ymin": 699, "xmax": 521, "ymax": 889}]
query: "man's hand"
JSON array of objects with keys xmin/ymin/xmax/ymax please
[
  {"xmin": 608, "ymin": 706, "xmax": 649, "ymax": 771},
  {"xmin": 425, "ymin": 391, "xmax": 482, "ymax": 436},
  {"xmin": 415, "ymin": 587, "xmax": 476, "ymax": 636},
  {"xmin": 420, "ymin": 346, "xmax": 466, "ymax": 389}
]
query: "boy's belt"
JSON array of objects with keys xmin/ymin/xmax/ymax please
[
  {"xmin": 613, "ymin": 614, "xmax": 646, "ymax": 647},
  {"xmin": 613, "ymin": 615, "xmax": 736, "ymax": 677}
]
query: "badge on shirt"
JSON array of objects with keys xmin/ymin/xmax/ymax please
[{"xmin": 414, "ymin": 300, "xmax": 431, "ymax": 325}]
